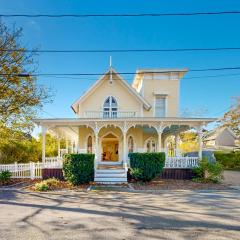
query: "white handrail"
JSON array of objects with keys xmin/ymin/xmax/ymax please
[{"xmin": 165, "ymin": 157, "xmax": 199, "ymax": 168}]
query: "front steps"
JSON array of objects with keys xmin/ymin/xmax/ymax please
[{"xmin": 94, "ymin": 164, "xmax": 127, "ymax": 184}]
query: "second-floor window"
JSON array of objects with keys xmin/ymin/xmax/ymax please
[
  {"xmin": 155, "ymin": 96, "xmax": 166, "ymax": 117},
  {"xmin": 103, "ymin": 96, "xmax": 118, "ymax": 118}
]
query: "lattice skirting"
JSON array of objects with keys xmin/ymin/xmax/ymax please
[
  {"xmin": 42, "ymin": 168, "xmax": 64, "ymax": 180},
  {"xmin": 159, "ymin": 168, "xmax": 195, "ymax": 180}
]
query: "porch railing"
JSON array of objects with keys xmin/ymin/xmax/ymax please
[
  {"xmin": 84, "ymin": 111, "xmax": 137, "ymax": 118},
  {"xmin": 45, "ymin": 157, "xmax": 63, "ymax": 168},
  {"xmin": 165, "ymin": 157, "xmax": 199, "ymax": 168}
]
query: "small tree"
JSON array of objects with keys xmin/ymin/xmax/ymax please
[
  {"xmin": 220, "ymin": 97, "xmax": 240, "ymax": 137},
  {"xmin": 0, "ymin": 21, "xmax": 51, "ymax": 133}
]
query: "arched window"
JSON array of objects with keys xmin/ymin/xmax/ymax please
[
  {"xmin": 103, "ymin": 96, "xmax": 118, "ymax": 118},
  {"xmin": 87, "ymin": 136, "xmax": 93, "ymax": 153},
  {"xmin": 128, "ymin": 136, "xmax": 134, "ymax": 154},
  {"xmin": 145, "ymin": 138, "xmax": 156, "ymax": 153}
]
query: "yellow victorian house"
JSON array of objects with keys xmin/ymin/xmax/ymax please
[{"xmin": 35, "ymin": 67, "xmax": 215, "ymax": 183}]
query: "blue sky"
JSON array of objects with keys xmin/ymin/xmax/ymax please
[{"xmin": 1, "ymin": 0, "xmax": 240, "ymax": 129}]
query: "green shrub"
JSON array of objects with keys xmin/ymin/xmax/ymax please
[
  {"xmin": 34, "ymin": 178, "xmax": 61, "ymax": 191},
  {"xmin": 0, "ymin": 170, "xmax": 12, "ymax": 183},
  {"xmin": 63, "ymin": 154, "xmax": 94, "ymax": 185},
  {"xmin": 34, "ymin": 181, "xmax": 49, "ymax": 191},
  {"xmin": 129, "ymin": 152, "xmax": 165, "ymax": 182},
  {"xmin": 214, "ymin": 151, "xmax": 240, "ymax": 170},
  {"xmin": 193, "ymin": 157, "xmax": 223, "ymax": 183}
]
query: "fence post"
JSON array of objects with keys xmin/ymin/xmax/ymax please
[
  {"xmin": 14, "ymin": 162, "xmax": 18, "ymax": 178},
  {"xmin": 30, "ymin": 162, "xmax": 35, "ymax": 180}
]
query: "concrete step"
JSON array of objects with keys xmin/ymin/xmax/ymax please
[
  {"xmin": 95, "ymin": 173, "xmax": 127, "ymax": 178},
  {"xmin": 93, "ymin": 181, "xmax": 127, "ymax": 185},
  {"xmin": 94, "ymin": 177, "xmax": 127, "ymax": 183},
  {"xmin": 95, "ymin": 169, "xmax": 126, "ymax": 174}
]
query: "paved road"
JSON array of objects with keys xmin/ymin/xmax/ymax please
[
  {"xmin": 0, "ymin": 189, "xmax": 240, "ymax": 240},
  {"xmin": 223, "ymin": 170, "xmax": 240, "ymax": 188}
]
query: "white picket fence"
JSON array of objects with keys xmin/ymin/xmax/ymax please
[
  {"xmin": 0, "ymin": 157, "xmax": 63, "ymax": 179},
  {"xmin": 0, "ymin": 162, "xmax": 43, "ymax": 179},
  {"xmin": 165, "ymin": 157, "xmax": 199, "ymax": 168}
]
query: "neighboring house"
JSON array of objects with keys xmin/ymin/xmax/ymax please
[
  {"xmin": 35, "ymin": 66, "xmax": 215, "ymax": 183},
  {"xmin": 203, "ymin": 127, "xmax": 239, "ymax": 150}
]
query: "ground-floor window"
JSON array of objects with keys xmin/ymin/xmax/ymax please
[
  {"xmin": 128, "ymin": 136, "xmax": 134, "ymax": 154},
  {"xmin": 145, "ymin": 138, "xmax": 156, "ymax": 152},
  {"xmin": 87, "ymin": 135, "xmax": 93, "ymax": 153}
]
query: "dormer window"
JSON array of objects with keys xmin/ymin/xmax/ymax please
[
  {"xmin": 155, "ymin": 95, "xmax": 167, "ymax": 117},
  {"xmin": 103, "ymin": 96, "xmax": 118, "ymax": 118}
]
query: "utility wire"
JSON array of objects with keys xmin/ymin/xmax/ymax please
[
  {"xmin": 2, "ymin": 47, "xmax": 240, "ymax": 53},
  {"xmin": 41, "ymin": 72, "xmax": 240, "ymax": 81},
  {"xmin": 2, "ymin": 66, "xmax": 240, "ymax": 77},
  {"xmin": 1, "ymin": 11, "xmax": 240, "ymax": 18}
]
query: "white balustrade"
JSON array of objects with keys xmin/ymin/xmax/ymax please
[
  {"xmin": 44, "ymin": 157, "xmax": 63, "ymax": 168},
  {"xmin": 165, "ymin": 157, "xmax": 199, "ymax": 169},
  {"xmin": 84, "ymin": 111, "xmax": 137, "ymax": 118}
]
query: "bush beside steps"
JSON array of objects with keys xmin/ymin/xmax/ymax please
[
  {"xmin": 63, "ymin": 153, "xmax": 95, "ymax": 185},
  {"xmin": 129, "ymin": 152, "xmax": 165, "ymax": 182}
]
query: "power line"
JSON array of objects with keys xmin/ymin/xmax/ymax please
[
  {"xmin": 2, "ymin": 66, "xmax": 240, "ymax": 78},
  {"xmin": 41, "ymin": 72, "xmax": 240, "ymax": 81},
  {"xmin": 2, "ymin": 47, "xmax": 240, "ymax": 53},
  {"xmin": 1, "ymin": 11, "xmax": 240, "ymax": 18}
]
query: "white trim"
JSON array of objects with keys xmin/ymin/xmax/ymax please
[
  {"xmin": 71, "ymin": 68, "xmax": 151, "ymax": 113},
  {"xmin": 153, "ymin": 95, "xmax": 168, "ymax": 117},
  {"xmin": 100, "ymin": 131, "xmax": 122, "ymax": 163}
]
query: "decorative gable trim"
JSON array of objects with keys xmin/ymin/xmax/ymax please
[{"xmin": 71, "ymin": 68, "xmax": 151, "ymax": 114}]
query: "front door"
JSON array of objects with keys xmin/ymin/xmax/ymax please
[{"xmin": 101, "ymin": 136, "xmax": 119, "ymax": 162}]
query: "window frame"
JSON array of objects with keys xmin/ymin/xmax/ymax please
[
  {"xmin": 154, "ymin": 95, "xmax": 167, "ymax": 118},
  {"xmin": 103, "ymin": 96, "xmax": 118, "ymax": 118}
]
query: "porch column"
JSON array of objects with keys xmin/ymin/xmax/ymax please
[
  {"xmin": 94, "ymin": 131, "xmax": 99, "ymax": 170},
  {"xmin": 57, "ymin": 137, "xmax": 60, "ymax": 157},
  {"xmin": 175, "ymin": 134, "xmax": 180, "ymax": 148},
  {"xmin": 198, "ymin": 126, "xmax": 203, "ymax": 159},
  {"xmin": 123, "ymin": 131, "xmax": 127, "ymax": 167},
  {"xmin": 42, "ymin": 126, "xmax": 47, "ymax": 163},
  {"xmin": 66, "ymin": 139, "xmax": 69, "ymax": 153},
  {"xmin": 157, "ymin": 126, "xmax": 163, "ymax": 152},
  {"xmin": 71, "ymin": 140, "xmax": 74, "ymax": 153}
]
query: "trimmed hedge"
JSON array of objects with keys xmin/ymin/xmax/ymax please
[
  {"xmin": 214, "ymin": 151, "xmax": 240, "ymax": 170},
  {"xmin": 129, "ymin": 152, "xmax": 165, "ymax": 182},
  {"xmin": 63, "ymin": 154, "xmax": 94, "ymax": 185}
]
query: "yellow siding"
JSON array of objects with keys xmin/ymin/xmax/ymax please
[
  {"xmin": 78, "ymin": 74, "xmax": 142, "ymax": 117},
  {"xmin": 142, "ymin": 76, "xmax": 179, "ymax": 117}
]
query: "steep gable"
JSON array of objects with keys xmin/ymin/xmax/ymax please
[{"xmin": 71, "ymin": 68, "xmax": 151, "ymax": 116}]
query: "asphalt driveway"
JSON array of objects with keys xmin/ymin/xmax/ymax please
[{"xmin": 0, "ymin": 189, "xmax": 240, "ymax": 240}]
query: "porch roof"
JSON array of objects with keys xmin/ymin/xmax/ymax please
[{"xmin": 34, "ymin": 117, "xmax": 216, "ymax": 127}]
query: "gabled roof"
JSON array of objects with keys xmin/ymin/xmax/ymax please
[
  {"xmin": 71, "ymin": 67, "xmax": 151, "ymax": 113},
  {"xmin": 203, "ymin": 126, "xmax": 238, "ymax": 141}
]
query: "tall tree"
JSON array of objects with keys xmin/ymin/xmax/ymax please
[
  {"xmin": 0, "ymin": 21, "xmax": 51, "ymax": 133},
  {"xmin": 221, "ymin": 97, "xmax": 240, "ymax": 137}
]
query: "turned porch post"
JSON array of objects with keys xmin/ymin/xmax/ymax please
[
  {"xmin": 197, "ymin": 126, "xmax": 203, "ymax": 159},
  {"xmin": 157, "ymin": 124, "xmax": 163, "ymax": 152},
  {"xmin": 57, "ymin": 137, "xmax": 61, "ymax": 157},
  {"xmin": 65, "ymin": 139, "xmax": 69, "ymax": 153},
  {"xmin": 123, "ymin": 130, "xmax": 127, "ymax": 166},
  {"xmin": 94, "ymin": 130, "xmax": 99, "ymax": 170},
  {"xmin": 42, "ymin": 126, "xmax": 48, "ymax": 163}
]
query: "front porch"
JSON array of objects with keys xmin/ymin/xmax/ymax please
[{"xmin": 36, "ymin": 117, "xmax": 213, "ymax": 183}]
